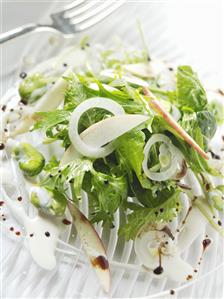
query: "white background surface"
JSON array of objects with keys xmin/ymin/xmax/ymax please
[{"xmin": 1, "ymin": 0, "xmax": 224, "ymax": 298}]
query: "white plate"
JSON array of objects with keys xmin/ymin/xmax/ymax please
[{"xmin": 1, "ymin": 1, "xmax": 223, "ymax": 298}]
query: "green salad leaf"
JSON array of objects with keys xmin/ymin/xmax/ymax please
[
  {"xmin": 26, "ymin": 40, "xmax": 223, "ymax": 240},
  {"xmin": 115, "ymin": 129, "xmax": 146, "ymax": 179},
  {"xmin": 32, "ymin": 110, "xmax": 70, "ymax": 131},
  {"xmin": 176, "ymin": 66, "xmax": 207, "ymax": 112},
  {"xmin": 119, "ymin": 189, "xmax": 181, "ymax": 240},
  {"xmin": 208, "ymin": 100, "xmax": 224, "ymax": 125}
]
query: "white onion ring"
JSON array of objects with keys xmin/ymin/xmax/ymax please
[
  {"xmin": 142, "ymin": 134, "xmax": 179, "ymax": 181},
  {"xmin": 68, "ymin": 97, "xmax": 125, "ymax": 158},
  {"xmin": 134, "ymin": 227, "xmax": 194, "ymax": 282}
]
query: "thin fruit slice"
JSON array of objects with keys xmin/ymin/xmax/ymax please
[
  {"xmin": 143, "ymin": 88, "xmax": 209, "ymax": 160},
  {"xmin": 67, "ymin": 200, "xmax": 110, "ymax": 293}
]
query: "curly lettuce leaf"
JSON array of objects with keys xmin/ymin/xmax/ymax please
[{"xmin": 119, "ymin": 189, "xmax": 181, "ymax": 240}]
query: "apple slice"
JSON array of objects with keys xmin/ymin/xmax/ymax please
[
  {"xmin": 67, "ymin": 200, "xmax": 110, "ymax": 293},
  {"xmin": 143, "ymin": 88, "xmax": 209, "ymax": 160}
]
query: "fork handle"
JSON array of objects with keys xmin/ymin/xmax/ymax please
[{"xmin": 0, "ymin": 23, "xmax": 41, "ymax": 44}]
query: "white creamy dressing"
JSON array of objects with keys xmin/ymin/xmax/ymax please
[
  {"xmin": 134, "ymin": 168, "xmax": 216, "ymax": 282},
  {"xmin": 3, "ymin": 192, "xmax": 63, "ymax": 270},
  {"xmin": 134, "ymin": 226, "xmax": 194, "ymax": 282},
  {"xmin": 177, "ymin": 206, "xmax": 208, "ymax": 253}
]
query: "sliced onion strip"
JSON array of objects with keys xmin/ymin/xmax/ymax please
[
  {"xmin": 142, "ymin": 134, "xmax": 179, "ymax": 181},
  {"xmin": 68, "ymin": 97, "xmax": 125, "ymax": 158},
  {"xmin": 68, "ymin": 97, "xmax": 149, "ymax": 159}
]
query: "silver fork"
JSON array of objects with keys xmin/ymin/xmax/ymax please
[{"xmin": 0, "ymin": 0, "xmax": 125, "ymax": 44}]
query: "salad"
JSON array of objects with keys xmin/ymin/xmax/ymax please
[{"xmin": 1, "ymin": 36, "xmax": 224, "ymax": 293}]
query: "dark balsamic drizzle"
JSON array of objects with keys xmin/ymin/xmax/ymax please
[
  {"xmin": 153, "ymin": 266, "xmax": 163, "ymax": 275},
  {"xmin": 45, "ymin": 232, "xmax": 50, "ymax": 237},
  {"xmin": 0, "ymin": 143, "xmax": 5, "ymax": 150},
  {"xmin": 170, "ymin": 290, "xmax": 175, "ymax": 295},
  {"xmin": 62, "ymin": 218, "xmax": 72, "ymax": 225},
  {"xmin": 195, "ymin": 238, "xmax": 212, "ymax": 271},
  {"xmin": 1, "ymin": 105, "xmax": 7, "ymax": 111},
  {"xmin": 186, "ymin": 275, "xmax": 193, "ymax": 281},
  {"xmin": 91, "ymin": 255, "xmax": 109, "ymax": 270},
  {"xmin": 17, "ymin": 196, "xmax": 22, "ymax": 201},
  {"xmin": 153, "ymin": 248, "xmax": 164, "ymax": 275},
  {"xmin": 159, "ymin": 226, "xmax": 175, "ymax": 240},
  {"xmin": 176, "ymin": 160, "xmax": 187, "ymax": 179},
  {"xmin": 19, "ymin": 72, "xmax": 27, "ymax": 79},
  {"xmin": 176, "ymin": 182, "xmax": 191, "ymax": 190},
  {"xmin": 182, "ymin": 206, "xmax": 192, "ymax": 225},
  {"xmin": 202, "ymin": 239, "xmax": 211, "ymax": 250},
  {"xmin": 0, "ymin": 201, "xmax": 4, "ymax": 206},
  {"xmin": 218, "ymin": 89, "xmax": 224, "ymax": 96},
  {"xmin": 218, "ymin": 220, "xmax": 222, "ymax": 226}
]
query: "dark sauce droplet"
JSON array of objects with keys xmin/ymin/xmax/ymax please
[
  {"xmin": 202, "ymin": 238, "xmax": 211, "ymax": 250},
  {"xmin": 91, "ymin": 255, "xmax": 109, "ymax": 270},
  {"xmin": 20, "ymin": 72, "xmax": 27, "ymax": 79},
  {"xmin": 218, "ymin": 220, "xmax": 222, "ymax": 226},
  {"xmin": 1, "ymin": 105, "xmax": 7, "ymax": 112},
  {"xmin": 170, "ymin": 289, "xmax": 175, "ymax": 295},
  {"xmin": 15, "ymin": 231, "xmax": 21, "ymax": 236},
  {"xmin": 186, "ymin": 275, "xmax": 193, "ymax": 281},
  {"xmin": 0, "ymin": 201, "xmax": 4, "ymax": 206},
  {"xmin": 45, "ymin": 231, "xmax": 50, "ymax": 237},
  {"xmin": 218, "ymin": 89, "xmax": 224, "ymax": 96},
  {"xmin": 17, "ymin": 196, "xmax": 22, "ymax": 201},
  {"xmin": 62, "ymin": 218, "xmax": 72, "ymax": 225},
  {"xmin": 0, "ymin": 143, "xmax": 5, "ymax": 150},
  {"xmin": 30, "ymin": 233, "xmax": 34, "ymax": 237},
  {"xmin": 153, "ymin": 266, "xmax": 164, "ymax": 275},
  {"xmin": 10, "ymin": 227, "xmax": 14, "ymax": 231}
]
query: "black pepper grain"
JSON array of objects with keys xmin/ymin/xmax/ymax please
[
  {"xmin": 19, "ymin": 72, "xmax": 27, "ymax": 79},
  {"xmin": 1, "ymin": 105, "xmax": 6, "ymax": 111}
]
